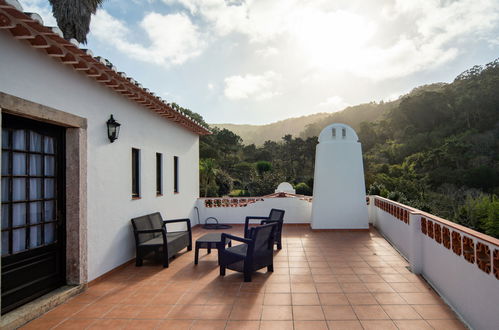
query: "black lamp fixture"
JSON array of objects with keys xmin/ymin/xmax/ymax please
[{"xmin": 106, "ymin": 114, "xmax": 121, "ymax": 143}]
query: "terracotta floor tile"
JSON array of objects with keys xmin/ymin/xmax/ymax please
[
  {"xmin": 365, "ymin": 282, "xmax": 396, "ymax": 293},
  {"xmin": 335, "ymin": 275, "xmax": 361, "ymax": 283},
  {"xmin": 315, "ymin": 283, "xmax": 342, "ymax": 293},
  {"xmin": 199, "ymin": 304, "xmax": 232, "ymax": 320},
  {"xmin": 400, "ymin": 292, "xmax": 444, "ymax": 305},
  {"xmin": 265, "ymin": 283, "xmax": 291, "ymax": 293},
  {"xmin": 357, "ymin": 274, "xmax": 385, "ymax": 283},
  {"xmin": 352, "ymin": 305, "xmax": 390, "ymax": 320},
  {"xmin": 104, "ymin": 305, "xmax": 142, "ymax": 319},
  {"xmin": 261, "ymin": 305, "xmax": 293, "ymax": 320},
  {"xmin": 135, "ymin": 305, "xmax": 172, "ymax": 319},
  {"xmin": 21, "ymin": 317, "xmax": 65, "ymax": 329},
  {"xmin": 240, "ymin": 282, "xmax": 266, "ymax": 293},
  {"xmin": 176, "ymin": 292, "xmax": 211, "ymax": 305},
  {"xmin": 353, "ymin": 267, "xmax": 376, "ymax": 275},
  {"xmin": 292, "ymin": 293, "xmax": 320, "ymax": 305},
  {"xmin": 380, "ymin": 274, "xmax": 409, "ymax": 283},
  {"xmin": 291, "ymin": 283, "xmax": 316, "ymax": 293},
  {"xmin": 345, "ymin": 293, "xmax": 378, "ymax": 305},
  {"xmin": 382, "ymin": 305, "xmax": 421, "ymax": 320},
  {"xmin": 412, "ymin": 304, "xmax": 458, "ymax": 319},
  {"xmin": 157, "ymin": 320, "xmax": 193, "ymax": 329},
  {"xmin": 373, "ymin": 293, "xmax": 407, "ymax": 305},
  {"xmin": 327, "ymin": 320, "xmax": 363, "ymax": 329},
  {"xmin": 229, "ymin": 305, "xmax": 262, "ymax": 320},
  {"xmin": 290, "ymin": 275, "xmax": 314, "ymax": 283},
  {"xmin": 53, "ymin": 318, "xmax": 97, "ymax": 329},
  {"xmin": 426, "ymin": 319, "xmax": 467, "ymax": 329},
  {"xmin": 190, "ymin": 320, "xmax": 226, "ymax": 330},
  {"xmin": 43, "ymin": 304, "xmax": 87, "ymax": 319},
  {"xmin": 290, "ymin": 268, "xmax": 312, "ymax": 275},
  {"xmin": 360, "ymin": 320, "xmax": 398, "ymax": 330},
  {"xmin": 322, "ymin": 305, "xmax": 357, "ymax": 320},
  {"xmin": 72, "ymin": 304, "xmax": 115, "ymax": 319},
  {"xmin": 124, "ymin": 319, "xmax": 160, "ymax": 329},
  {"xmin": 259, "ymin": 320, "xmax": 294, "ymax": 330},
  {"xmin": 235, "ymin": 293, "xmax": 264, "ymax": 305},
  {"xmin": 372, "ymin": 267, "xmax": 399, "ymax": 274},
  {"xmin": 331, "ymin": 267, "xmax": 355, "ymax": 275},
  {"xmin": 168, "ymin": 305, "xmax": 205, "ymax": 319},
  {"xmin": 340, "ymin": 283, "xmax": 369, "ymax": 293},
  {"xmin": 225, "ymin": 320, "xmax": 260, "ymax": 330},
  {"xmin": 312, "ymin": 275, "xmax": 337, "ymax": 283},
  {"xmin": 294, "ymin": 320, "xmax": 329, "ymax": 330},
  {"xmin": 87, "ymin": 319, "xmax": 130, "ymax": 329},
  {"xmin": 292, "ymin": 305, "xmax": 325, "ymax": 320},
  {"xmin": 394, "ymin": 320, "xmax": 433, "ymax": 329},
  {"xmin": 389, "ymin": 282, "xmax": 427, "ymax": 293},
  {"xmin": 19, "ymin": 226, "xmax": 467, "ymax": 330},
  {"xmin": 318, "ymin": 293, "xmax": 349, "ymax": 305},
  {"xmin": 263, "ymin": 293, "xmax": 292, "ymax": 305}
]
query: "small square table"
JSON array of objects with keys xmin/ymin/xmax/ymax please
[{"xmin": 194, "ymin": 233, "xmax": 232, "ymax": 264}]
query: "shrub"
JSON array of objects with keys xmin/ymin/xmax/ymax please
[{"xmin": 295, "ymin": 182, "xmax": 312, "ymax": 195}]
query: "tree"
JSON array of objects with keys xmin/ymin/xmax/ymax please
[
  {"xmin": 49, "ymin": 0, "xmax": 104, "ymax": 44},
  {"xmin": 199, "ymin": 159, "xmax": 217, "ymax": 197}
]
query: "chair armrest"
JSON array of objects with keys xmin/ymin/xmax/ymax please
[
  {"xmin": 163, "ymin": 218, "xmax": 191, "ymax": 225},
  {"xmin": 221, "ymin": 233, "xmax": 252, "ymax": 245},
  {"xmin": 135, "ymin": 228, "xmax": 164, "ymax": 234},
  {"xmin": 245, "ymin": 216, "xmax": 268, "ymax": 221},
  {"xmin": 244, "ymin": 216, "xmax": 269, "ymax": 237},
  {"xmin": 260, "ymin": 219, "xmax": 281, "ymax": 225}
]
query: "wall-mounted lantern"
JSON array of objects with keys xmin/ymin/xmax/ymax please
[{"xmin": 106, "ymin": 114, "xmax": 121, "ymax": 143}]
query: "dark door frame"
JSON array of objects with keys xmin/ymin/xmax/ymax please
[{"xmin": 0, "ymin": 92, "xmax": 88, "ymax": 299}]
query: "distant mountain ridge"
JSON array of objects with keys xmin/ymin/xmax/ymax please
[
  {"xmin": 212, "ymin": 82, "xmax": 456, "ymax": 145},
  {"xmin": 213, "ymin": 112, "xmax": 330, "ymax": 145}
]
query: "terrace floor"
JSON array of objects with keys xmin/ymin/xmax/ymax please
[{"xmin": 22, "ymin": 225, "xmax": 466, "ymax": 330}]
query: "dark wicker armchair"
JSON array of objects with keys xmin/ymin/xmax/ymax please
[
  {"xmin": 219, "ymin": 222, "xmax": 277, "ymax": 282},
  {"xmin": 244, "ymin": 208, "xmax": 285, "ymax": 249},
  {"xmin": 131, "ymin": 212, "xmax": 192, "ymax": 268}
]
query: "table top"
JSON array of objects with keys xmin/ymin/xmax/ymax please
[{"xmin": 196, "ymin": 232, "xmax": 230, "ymax": 243}]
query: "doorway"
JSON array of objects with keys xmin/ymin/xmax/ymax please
[{"xmin": 1, "ymin": 114, "xmax": 66, "ymax": 314}]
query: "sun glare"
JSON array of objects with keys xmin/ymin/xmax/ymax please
[{"xmin": 291, "ymin": 9, "xmax": 375, "ymax": 71}]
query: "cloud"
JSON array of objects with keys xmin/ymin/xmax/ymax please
[
  {"xmin": 19, "ymin": 0, "xmax": 57, "ymax": 26},
  {"xmin": 90, "ymin": 9, "xmax": 206, "ymax": 66},
  {"xmin": 163, "ymin": 0, "xmax": 498, "ymax": 80},
  {"xmin": 255, "ymin": 47, "xmax": 279, "ymax": 57},
  {"xmin": 318, "ymin": 96, "xmax": 350, "ymax": 112},
  {"xmin": 224, "ymin": 71, "xmax": 281, "ymax": 100}
]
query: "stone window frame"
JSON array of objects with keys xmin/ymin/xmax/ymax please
[{"xmin": 1, "ymin": 92, "xmax": 87, "ymax": 285}]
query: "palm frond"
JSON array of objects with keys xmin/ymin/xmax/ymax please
[{"xmin": 49, "ymin": 0, "xmax": 104, "ymax": 44}]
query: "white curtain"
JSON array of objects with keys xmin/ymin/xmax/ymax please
[
  {"xmin": 30, "ymin": 131, "xmax": 42, "ymax": 152},
  {"xmin": 30, "ymin": 154, "xmax": 42, "ymax": 175}
]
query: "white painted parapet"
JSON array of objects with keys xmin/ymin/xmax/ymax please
[
  {"xmin": 311, "ymin": 123, "xmax": 368, "ymax": 229},
  {"xmin": 370, "ymin": 196, "xmax": 499, "ymax": 330},
  {"xmin": 195, "ymin": 196, "xmax": 312, "ymax": 225}
]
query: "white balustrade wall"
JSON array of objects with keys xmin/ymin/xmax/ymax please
[
  {"xmin": 195, "ymin": 196, "xmax": 313, "ymax": 225},
  {"xmin": 369, "ymin": 195, "xmax": 499, "ymax": 330}
]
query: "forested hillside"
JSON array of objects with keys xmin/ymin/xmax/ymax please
[
  {"xmin": 197, "ymin": 59, "xmax": 499, "ymax": 237},
  {"xmin": 213, "ymin": 112, "xmax": 329, "ymax": 145},
  {"xmin": 360, "ymin": 59, "xmax": 499, "ymax": 237}
]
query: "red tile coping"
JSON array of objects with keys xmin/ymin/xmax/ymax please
[{"xmin": 374, "ymin": 196, "xmax": 499, "ymax": 247}]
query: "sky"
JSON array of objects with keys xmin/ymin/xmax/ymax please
[{"xmin": 19, "ymin": 0, "xmax": 499, "ymax": 125}]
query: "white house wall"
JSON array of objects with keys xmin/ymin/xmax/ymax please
[{"xmin": 0, "ymin": 31, "xmax": 200, "ymax": 281}]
